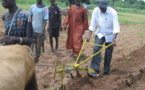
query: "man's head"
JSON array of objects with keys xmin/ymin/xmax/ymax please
[
  {"xmin": 37, "ymin": 0, "xmax": 42, "ymax": 4},
  {"xmin": 97, "ymin": 0, "xmax": 108, "ymax": 13},
  {"xmin": 75, "ymin": 0, "xmax": 81, "ymax": 6},
  {"xmin": 1, "ymin": 0, "xmax": 15, "ymax": 9},
  {"xmin": 50, "ymin": 0, "xmax": 55, "ymax": 6}
]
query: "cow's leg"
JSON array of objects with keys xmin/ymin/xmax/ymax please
[{"xmin": 25, "ymin": 72, "xmax": 38, "ymax": 90}]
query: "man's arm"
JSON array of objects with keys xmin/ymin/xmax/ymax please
[
  {"xmin": 86, "ymin": 8, "xmax": 97, "ymax": 42},
  {"xmin": 59, "ymin": 15, "xmax": 62, "ymax": 31},
  {"xmin": 1, "ymin": 35, "xmax": 33, "ymax": 46},
  {"xmin": 43, "ymin": 7, "xmax": 49, "ymax": 33},
  {"xmin": 14, "ymin": 37, "xmax": 33, "ymax": 45},
  {"xmin": 112, "ymin": 10, "xmax": 120, "ymax": 46},
  {"xmin": 83, "ymin": 8, "xmax": 88, "ymax": 31},
  {"xmin": 113, "ymin": 33, "xmax": 118, "ymax": 41},
  {"xmin": 42, "ymin": 20, "xmax": 47, "ymax": 35},
  {"xmin": 58, "ymin": 6, "xmax": 62, "ymax": 31},
  {"xmin": 86, "ymin": 30, "xmax": 93, "ymax": 42},
  {"xmin": 62, "ymin": 6, "xmax": 71, "ymax": 30},
  {"xmin": 24, "ymin": 14, "xmax": 34, "ymax": 46}
]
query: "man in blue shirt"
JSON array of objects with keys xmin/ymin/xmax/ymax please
[{"xmin": 30, "ymin": 0, "xmax": 48, "ymax": 63}]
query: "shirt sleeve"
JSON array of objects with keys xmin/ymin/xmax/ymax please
[
  {"xmin": 43, "ymin": 7, "xmax": 49, "ymax": 20},
  {"xmin": 63, "ymin": 6, "xmax": 70, "ymax": 26},
  {"xmin": 113, "ymin": 11, "xmax": 120, "ymax": 34},
  {"xmin": 26, "ymin": 13, "xmax": 34, "ymax": 38},
  {"xmin": 83, "ymin": 8, "xmax": 88, "ymax": 31},
  {"xmin": 57, "ymin": 5, "xmax": 62, "ymax": 16},
  {"xmin": 29, "ymin": 5, "xmax": 33, "ymax": 16},
  {"xmin": 89, "ymin": 8, "xmax": 97, "ymax": 32}
]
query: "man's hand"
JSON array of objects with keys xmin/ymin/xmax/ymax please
[
  {"xmin": 1, "ymin": 35, "xmax": 17, "ymax": 45},
  {"xmin": 47, "ymin": 28, "xmax": 49, "ymax": 31},
  {"xmin": 63, "ymin": 26, "xmax": 67, "ymax": 30},
  {"xmin": 41, "ymin": 31, "xmax": 45, "ymax": 37},
  {"xmin": 86, "ymin": 35, "xmax": 91, "ymax": 42},
  {"xmin": 112, "ymin": 40, "xmax": 116, "ymax": 47},
  {"xmin": 59, "ymin": 26, "xmax": 62, "ymax": 31},
  {"xmin": 86, "ymin": 30, "xmax": 93, "ymax": 42}
]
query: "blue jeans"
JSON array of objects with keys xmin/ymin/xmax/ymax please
[{"xmin": 90, "ymin": 35, "xmax": 114, "ymax": 74}]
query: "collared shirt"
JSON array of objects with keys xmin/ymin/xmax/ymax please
[
  {"xmin": 30, "ymin": 4, "xmax": 48, "ymax": 33},
  {"xmin": 89, "ymin": 7, "xmax": 120, "ymax": 42}
]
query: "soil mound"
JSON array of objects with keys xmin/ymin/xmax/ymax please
[
  {"xmin": 65, "ymin": 45, "xmax": 145, "ymax": 90},
  {"xmin": 66, "ymin": 75, "xmax": 96, "ymax": 90}
]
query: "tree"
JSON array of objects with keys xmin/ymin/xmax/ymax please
[
  {"xmin": 125, "ymin": 0, "xmax": 137, "ymax": 4},
  {"xmin": 112, "ymin": 0, "xmax": 115, "ymax": 8},
  {"xmin": 66, "ymin": 0, "xmax": 90, "ymax": 6}
]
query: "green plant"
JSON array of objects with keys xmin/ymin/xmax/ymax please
[{"xmin": 126, "ymin": 57, "xmax": 132, "ymax": 60}]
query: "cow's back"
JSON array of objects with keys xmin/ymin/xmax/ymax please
[{"xmin": 0, "ymin": 45, "xmax": 35, "ymax": 90}]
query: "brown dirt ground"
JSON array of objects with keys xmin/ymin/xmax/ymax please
[
  {"xmin": 0, "ymin": 17, "xmax": 145, "ymax": 90},
  {"xmin": 35, "ymin": 21, "xmax": 145, "ymax": 90}
]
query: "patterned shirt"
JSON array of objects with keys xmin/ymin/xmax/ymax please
[{"xmin": 3, "ymin": 9, "xmax": 33, "ymax": 38}]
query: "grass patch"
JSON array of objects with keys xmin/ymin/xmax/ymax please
[
  {"xmin": 136, "ymin": 32, "xmax": 145, "ymax": 35},
  {"xmin": 119, "ymin": 19, "xmax": 145, "ymax": 24},
  {"xmin": 126, "ymin": 57, "xmax": 132, "ymax": 60}
]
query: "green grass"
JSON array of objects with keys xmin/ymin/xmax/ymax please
[
  {"xmin": 115, "ymin": 6, "xmax": 145, "ymax": 14},
  {"xmin": 118, "ymin": 13, "xmax": 145, "ymax": 18},
  {"xmin": 118, "ymin": 12, "xmax": 145, "ymax": 24},
  {"xmin": 88, "ymin": 11, "xmax": 145, "ymax": 24},
  {"xmin": 136, "ymin": 32, "xmax": 145, "ymax": 35},
  {"xmin": 1, "ymin": 3, "xmax": 145, "ymax": 25},
  {"xmin": 119, "ymin": 19, "xmax": 145, "ymax": 24},
  {"xmin": 88, "ymin": 15, "xmax": 92, "ymax": 20},
  {"xmin": 126, "ymin": 57, "xmax": 132, "ymax": 60}
]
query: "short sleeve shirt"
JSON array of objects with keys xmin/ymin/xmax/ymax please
[
  {"xmin": 49, "ymin": 4, "xmax": 61, "ymax": 28},
  {"xmin": 30, "ymin": 4, "xmax": 49, "ymax": 33},
  {"xmin": 3, "ymin": 9, "xmax": 33, "ymax": 38}
]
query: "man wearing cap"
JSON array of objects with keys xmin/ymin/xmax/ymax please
[{"xmin": 86, "ymin": 0, "xmax": 120, "ymax": 76}]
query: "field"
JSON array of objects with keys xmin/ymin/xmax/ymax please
[{"xmin": 0, "ymin": 3, "xmax": 145, "ymax": 90}]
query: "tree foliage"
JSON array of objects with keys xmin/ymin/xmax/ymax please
[
  {"xmin": 115, "ymin": 0, "xmax": 145, "ymax": 9},
  {"xmin": 66, "ymin": 0, "xmax": 90, "ymax": 6}
]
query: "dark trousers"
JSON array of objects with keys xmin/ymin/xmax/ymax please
[{"xmin": 90, "ymin": 35, "xmax": 114, "ymax": 74}]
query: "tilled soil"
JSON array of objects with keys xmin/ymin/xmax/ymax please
[
  {"xmin": 36, "ymin": 22, "xmax": 145, "ymax": 90},
  {"xmin": 0, "ymin": 19, "xmax": 145, "ymax": 90}
]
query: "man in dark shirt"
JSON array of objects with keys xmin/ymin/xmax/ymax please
[
  {"xmin": 48, "ymin": 0, "xmax": 62, "ymax": 51},
  {"xmin": 1, "ymin": 0, "xmax": 33, "ymax": 46}
]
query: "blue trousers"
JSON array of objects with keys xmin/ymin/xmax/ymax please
[{"xmin": 90, "ymin": 36, "xmax": 114, "ymax": 74}]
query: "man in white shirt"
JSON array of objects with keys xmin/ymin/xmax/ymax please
[{"xmin": 86, "ymin": 0, "xmax": 120, "ymax": 77}]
